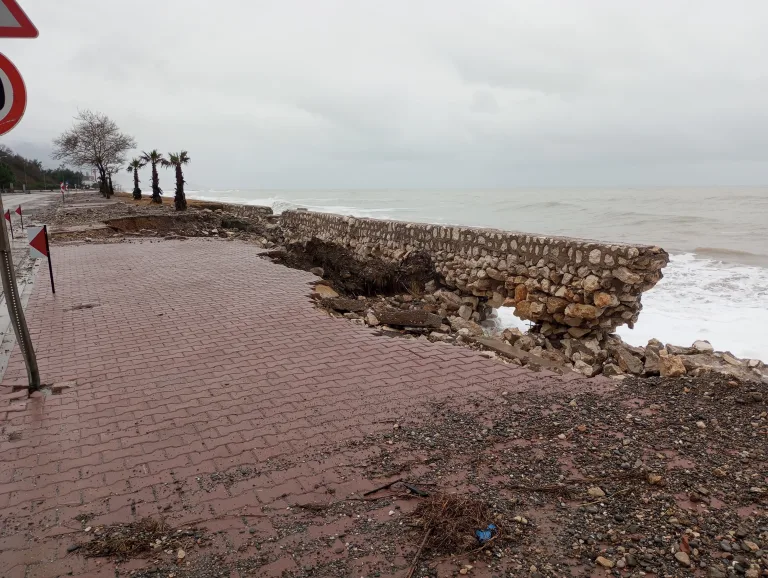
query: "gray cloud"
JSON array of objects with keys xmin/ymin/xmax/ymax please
[{"xmin": 4, "ymin": 0, "xmax": 768, "ymax": 189}]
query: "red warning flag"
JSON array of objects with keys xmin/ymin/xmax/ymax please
[{"xmin": 28, "ymin": 226, "xmax": 48, "ymax": 258}]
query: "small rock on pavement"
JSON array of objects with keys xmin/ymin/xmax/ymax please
[
  {"xmin": 587, "ymin": 486, "xmax": 605, "ymax": 498},
  {"xmin": 602, "ymin": 363, "xmax": 624, "ymax": 377},
  {"xmin": 647, "ymin": 473, "xmax": 663, "ymax": 484},
  {"xmin": 674, "ymin": 551, "xmax": 691, "ymax": 567},
  {"xmin": 659, "ymin": 352, "xmax": 687, "ymax": 377},
  {"xmin": 177, "ymin": 549, "xmax": 185, "ymax": 560},
  {"xmin": 365, "ymin": 312, "xmax": 380, "ymax": 326},
  {"xmin": 595, "ymin": 556, "xmax": 614, "ymax": 568},
  {"xmin": 574, "ymin": 360, "xmax": 596, "ymax": 377},
  {"xmin": 742, "ymin": 540, "xmax": 759, "ymax": 552},
  {"xmin": 616, "ymin": 347, "xmax": 644, "ymax": 374},
  {"xmin": 693, "ymin": 339, "xmax": 714, "ymax": 353},
  {"xmin": 309, "ymin": 267, "xmax": 324, "ymax": 277},
  {"xmin": 313, "ymin": 284, "xmax": 339, "ymax": 298}
]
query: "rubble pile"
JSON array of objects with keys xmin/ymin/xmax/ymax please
[{"xmin": 316, "ymin": 283, "xmax": 768, "ymax": 384}]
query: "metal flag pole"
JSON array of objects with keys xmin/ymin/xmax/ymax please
[
  {"xmin": 17, "ymin": 206, "xmax": 23, "ymax": 230},
  {"xmin": 0, "ymin": 193, "xmax": 40, "ymax": 391}
]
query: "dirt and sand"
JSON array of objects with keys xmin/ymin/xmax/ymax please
[{"xmin": 64, "ymin": 373, "xmax": 766, "ymax": 577}]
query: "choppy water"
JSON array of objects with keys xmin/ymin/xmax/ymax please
[{"xmin": 188, "ymin": 187, "xmax": 768, "ymax": 360}]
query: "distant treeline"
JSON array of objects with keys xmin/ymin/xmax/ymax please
[{"xmin": 0, "ymin": 144, "xmax": 89, "ymax": 190}]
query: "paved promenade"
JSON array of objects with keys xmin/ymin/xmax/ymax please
[{"xmin": 0, "ymin": 239, "xmax": 586, "ymax": 578}]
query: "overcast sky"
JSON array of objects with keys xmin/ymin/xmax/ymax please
[{"xmin": 3, "ymin": 0, "xmax": 768, "ymax": 189}]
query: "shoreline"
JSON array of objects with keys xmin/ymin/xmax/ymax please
[{"xmin": 47, "ymin": 192, "xmax": 768, "ymax": 378}]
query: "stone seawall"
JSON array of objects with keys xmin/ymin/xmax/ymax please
[
  {"xmin": 281, "ymin": 211, "xmax": 669, "ymax": 338},
  {"xmin": 221, "ymin": 204, "xmax": 273, "ymax": 220}
]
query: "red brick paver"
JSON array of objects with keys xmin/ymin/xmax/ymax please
[{"xmin": 0, "ymin": 239, "xmax": 587, "ymax": 577}]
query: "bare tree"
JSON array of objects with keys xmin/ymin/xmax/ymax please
[{"xmin": 52, "ymin": 110, "xmax": 136, "ymax": 198}]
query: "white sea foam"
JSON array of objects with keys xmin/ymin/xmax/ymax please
[
  {"xmin": 616, "ymin": 254, "xmax": 768, "ymax": 360},
  {"xmin": 498, "ymin": 254, "xmax": 768, "ymax": 361}
]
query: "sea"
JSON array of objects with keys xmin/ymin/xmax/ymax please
[{"xmin": 187, "ymin": 187, "xmax": 768, "ymax": 361}]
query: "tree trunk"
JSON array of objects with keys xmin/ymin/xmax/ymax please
[
  {"xmin": 151, "ymin": 163, "xmax": 162, "ymax": 204},
  {"xmin": 132, "ymin": 169, "xmax": 142, "ymax": 200},
  {"xmin": 108, "ymin": 174, "xmax": 114, "ymax": 197},
  {"xmin": 97, "ymin": 166, "xmax": 107, "ymax": 197},
  {"xmin": 174, "ymin": 165, "xmax": 187, "ymax": 211}
]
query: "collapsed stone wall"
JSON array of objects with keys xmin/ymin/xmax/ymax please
[
  {"xmin": 222, "ymin": 205, "xmax": 273, "ymax": 220},
  {"xmin": 281, "ymin": 211, "xmax": 669, "ymax": 338}
]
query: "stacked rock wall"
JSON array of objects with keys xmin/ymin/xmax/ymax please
[
  {"xmin": 225, "ymin": 205, "xmax": 273, "ymax": 220},
  {"xmin": 281, "ymin": 211, "xmax": 669, "ymax": 338}
]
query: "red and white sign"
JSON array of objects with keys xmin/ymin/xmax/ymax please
[
  {"xmin": 27, "ymin": 226, "xmax": 47, "ymax": 259},
  {"xmin": 0, "ymin": 0, "xmax": 38, "ymax": 38},
  {"xmin": 0, "ymin": 53, "xmax": 26, "ymax": 136}
]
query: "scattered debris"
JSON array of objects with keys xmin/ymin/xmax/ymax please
[
  {"xmin": 409, "ymin": 493, "xmax": 503, "ymax": 555},
  {"xmin": 77, "ymin": 518, "xmax": 204, "ymax": 561}
]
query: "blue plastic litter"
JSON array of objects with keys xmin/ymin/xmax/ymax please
[{"xmin": 475, "ymin": 523, "xmax": 498, "ymax": 544}]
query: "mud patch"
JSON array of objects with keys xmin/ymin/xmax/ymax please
[
  {"xmin": 76, "ymin": 517, "xmax": 206, "ymax": 561},
  {"xmin": 65, "ymin": 303, "xmax": 100, "ymax": 312},
  {"xmin": 269, "ymin": 238, "xmax": 437, "ymax": 296},
  {"xmin": 104, "ymin": 214, "xmax": 216, "ymax": 236}
]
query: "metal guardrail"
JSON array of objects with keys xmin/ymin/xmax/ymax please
[{"xmin": 0, "ymin": 193, "xmax": 39, "ymax": 391}]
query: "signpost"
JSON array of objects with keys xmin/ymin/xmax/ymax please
[
  {"xmin": 0, "ymin": 0, "xmax": 39, "ymax": 391},
  {"xmin": 0, "ymin": 194, "xmax": 39, "ymax": 389}
]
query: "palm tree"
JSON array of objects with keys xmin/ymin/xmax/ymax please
[
  {"xmin": 161, "ymin": 151, "xmax": 190, "ymax": 211},
  {"xmin": 125, "ymin": 158, "xmax": 146, "ymax": 200},
  {"xmin": 140, "ymin": 149, "xmax": 165, "ymax": 204}
]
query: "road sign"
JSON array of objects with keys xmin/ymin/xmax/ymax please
[
  {"xmin": 0, "ymin": 0, "xmax": 38, "ymax": 38},
  {"xmin": 0, "ymin": 53, "xmax": 26, "ymax": 136}
]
